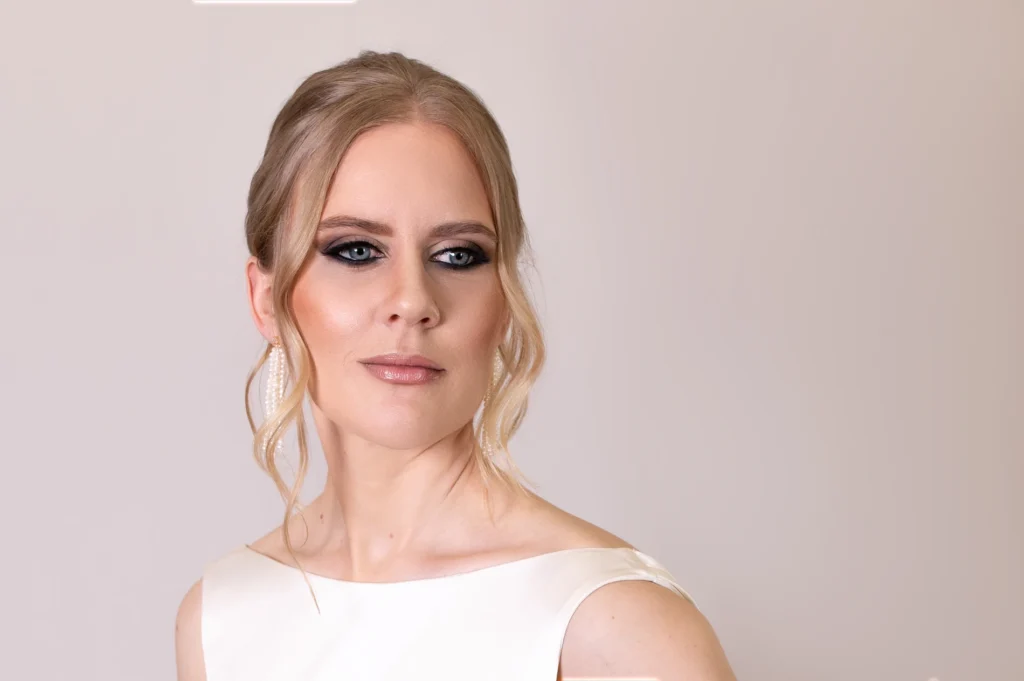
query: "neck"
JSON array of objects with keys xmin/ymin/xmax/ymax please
[{"xmin": 295, "ymin": 421, "xmax": 497, "ymax": 580}]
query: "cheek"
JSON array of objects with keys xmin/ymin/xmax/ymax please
[
  {"xmin": 291, "ymin": 269, "xmax": 368, "ymax": 365},
  {"xmin": 455, "ymin": 290, "xmax": 507, "ymax": 398},
  {"xmin": 453, "ymin": 280, "xmax": 505, "ymax": 349}
]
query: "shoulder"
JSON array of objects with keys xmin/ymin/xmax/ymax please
[
  {"xmin": 559, "ymin": 578, "xmax": 736, "ymax": 680},
  {"xmin": 174, "ymin": 579, "xmax": 207, "ymax": 681},
  {"xmin": 518, "ymin": 497, "xmax": 737, "ymax": 679},
  {"xmin": 508, "ymin": 491, "xmax": 638, "ymax": 552}
]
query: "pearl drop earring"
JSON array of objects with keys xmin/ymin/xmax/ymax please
[
  {"xmin": 492, "ymin": 350, "xmax": 503, "ymax": 388},
  {"xmin": 263, "ymin": 338, "xmax": 286, "ymax": 460}
]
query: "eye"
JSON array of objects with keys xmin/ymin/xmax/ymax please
[
  {"xmin": 324, "ymin": 240, "xmax": 383, "ymax": 266},
  {"xmin": 433, "ymin": 246, "xmax": 488, "ymax": 269}
]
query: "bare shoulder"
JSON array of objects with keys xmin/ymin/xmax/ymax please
[
  {"xmin": 559, "ymin": 579, "xmax": 737, "ymax": 681},
  {"xmin": 517, "ymin": 494, "xmax": 737, "ymax": 679},
  {"xmin": 511, "ymin": 490, "xmax": 637, "ymax": 551},
  {"xmin": 174, "ymin": 579, "xmax": 207, "ymax": 681},
  {"xmin": 246, "ymin": 526, "xmax": 285, "ymax": 555}
]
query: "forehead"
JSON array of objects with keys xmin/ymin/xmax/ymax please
[{"xmin": 321, "ymin": 121, "xmax": 492, "ymax": 229}]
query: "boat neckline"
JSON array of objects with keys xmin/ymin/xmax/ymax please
[{"xmin": 241, "ymin": 544, "xmax": 648, "ymax": 587}]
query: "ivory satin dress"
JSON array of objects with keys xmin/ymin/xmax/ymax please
[{"xmin": 199, "ymin": 543, "xmax": 695, "ymax": 680}]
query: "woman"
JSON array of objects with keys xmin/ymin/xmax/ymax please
[{"xmin": 175, "ymin": 50, "xmax": 736, "ymax": 681}]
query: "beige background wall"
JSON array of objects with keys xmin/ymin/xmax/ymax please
[{"xmin": 1, "ymin": 1, "xmax": 1020, "ymax": 680}]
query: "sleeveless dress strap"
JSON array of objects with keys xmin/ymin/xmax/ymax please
[{"xmin": 526, "ymin": 547, "xmax": 697, "ymax": 679}]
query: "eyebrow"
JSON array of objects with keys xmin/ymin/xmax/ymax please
[{"xmin": 317, "ymin": 214, "xmax": 496, "ymax": 241}]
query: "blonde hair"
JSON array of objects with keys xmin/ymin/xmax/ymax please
[{"xmin": 242, "ymin": 50, "xmax": 547, "ymax": 589}]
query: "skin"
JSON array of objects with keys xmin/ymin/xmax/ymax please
[{"xmin": 174, "ymin": 120, "xmax": 737, "ymax": 681}]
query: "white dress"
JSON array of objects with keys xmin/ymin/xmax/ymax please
[{"xmin": 200, "ymin": 544, "xmax": 695, "ymax": 680}]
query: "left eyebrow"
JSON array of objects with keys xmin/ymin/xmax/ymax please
[{"xmin": 317, "ymin": 214, "xmax": 496, "ymax": 241}]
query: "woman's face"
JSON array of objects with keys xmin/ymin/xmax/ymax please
[{"xmin": 289, "ymin": 121, "xmax": 506, "ymax": 451}]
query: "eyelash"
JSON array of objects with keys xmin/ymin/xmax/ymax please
[{"xmin": 322, "ymin": 240, "xmax": 491, "ymax": 270}]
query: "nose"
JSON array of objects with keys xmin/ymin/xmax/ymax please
[{"xmin": 382, "ymin": 251, "xmax": 441, "ymax": 330}]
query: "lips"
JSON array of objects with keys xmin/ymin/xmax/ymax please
[{"xmin": 359, "ymin": 353, "xmax": 444, "ymax": 386}]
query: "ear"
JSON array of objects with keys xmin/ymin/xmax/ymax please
[{"xmin": 246, "ymin": 256, "xmax": 278, "ymax": 343}]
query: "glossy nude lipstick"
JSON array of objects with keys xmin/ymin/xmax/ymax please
[{"xmin": 358, "ymin": 353, "xmax": 444, "ymax": 385}]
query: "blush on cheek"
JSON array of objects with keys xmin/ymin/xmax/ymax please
[
  {"xmin": 293, "ymin": 263, "xmax": 371, "ymax": 338},
  {"xmin": 290, "ymin": 272, "xmax": 367, "ymax": 393}
]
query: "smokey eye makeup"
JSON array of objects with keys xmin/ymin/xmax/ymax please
[{"xmin": 320, "ymin": 239, "xmax": 492, "ymax": 270}]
